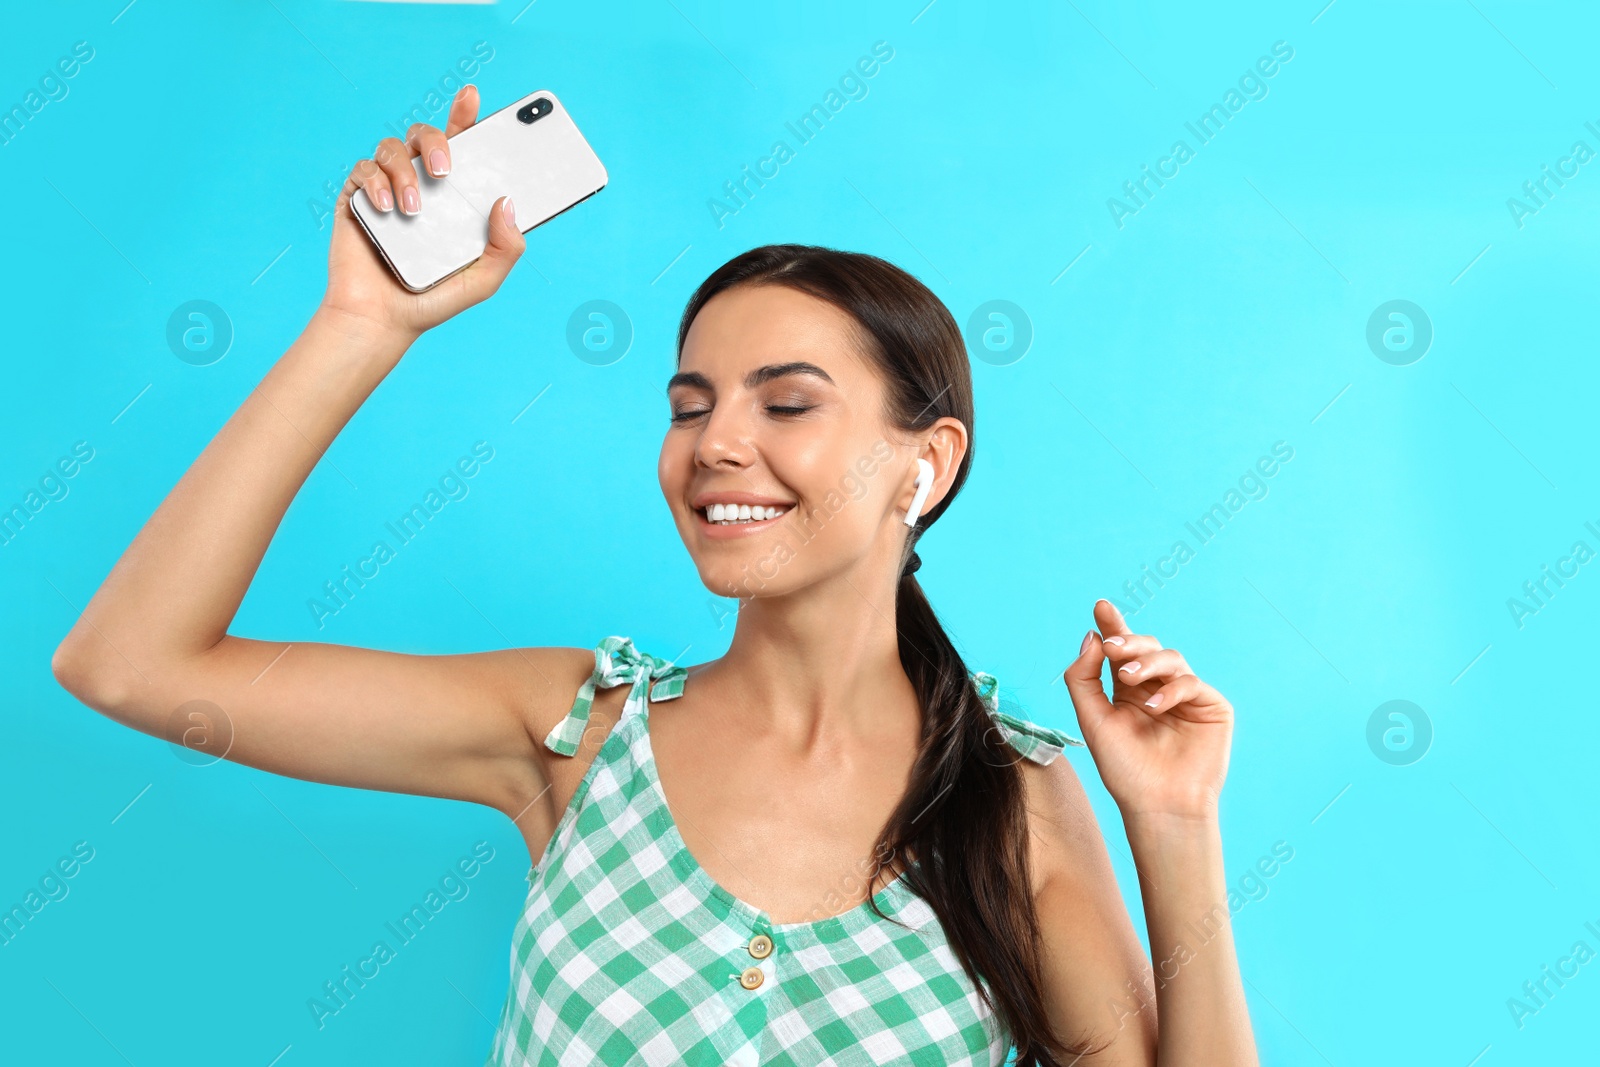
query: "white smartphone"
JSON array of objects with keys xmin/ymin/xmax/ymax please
[{"xmin": 350, "ymin": 89, "xmax": 607, "ymax": 292}]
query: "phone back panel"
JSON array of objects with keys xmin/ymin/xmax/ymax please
[{"xmin": 350, "ymin": 90, "xmax": 606, "ymax": 292}]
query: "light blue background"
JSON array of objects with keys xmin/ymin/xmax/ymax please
[{"xmin": 4, "ymin": 1, "xmax": 1597, "ymax": 1063}]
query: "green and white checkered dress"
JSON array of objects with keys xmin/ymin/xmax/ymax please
[{"xmin": 484, "ymin": 636, "xmax": 1083, "ymax": 1067}]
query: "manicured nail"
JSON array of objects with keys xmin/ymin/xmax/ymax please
[
  {"xmin": 1079, "ymin": 631, "xmax": 1093, "ymax": 655},
  {"xmin": 1144, "ymin": 694, "xmax": 1165, "ymax": 709},
  {"xmin": 429, "ymin": 149, "xmax": 449, "ymax": 176},
  {"xmin": 503, "ymin": 197, "xmax": 516, "ymax": 225},
  {"xmin": 402, "ymin": 186, "xmax": 419, "ymax": 214},
  {"xmin": 1119, "ymin": 660, "xmax": 1141, "ymax": 675},
  {"xmin": 1105, "ymin": 636, "xmax": 1125, "ymax": 647},
  {"xmin": 375, "ymin": 187, "xmax": 393, "ymax": 212}
]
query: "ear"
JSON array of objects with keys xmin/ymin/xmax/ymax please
[{"xmin": 899, "ymin": 417, "xmax": 968, "ymax": 522}]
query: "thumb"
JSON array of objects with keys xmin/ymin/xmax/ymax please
[
  {"xmin": 1063, "ymin": 628, "xmax": 1113, "ymax": 740},
  {"xmin": 460, "ymin": 195, "xmax": 525, "ymax": 300}
]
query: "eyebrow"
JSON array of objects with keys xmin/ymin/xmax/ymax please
[{"xmin": 666, "ymin": 361, "xmax": 836, "ymax": 393}]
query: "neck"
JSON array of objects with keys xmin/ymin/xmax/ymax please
[{"xmin": 711, "ymin": 561, "xmax": 919, "ymax": 746}]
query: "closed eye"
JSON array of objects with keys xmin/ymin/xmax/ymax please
[{"xmin": 671, "ymin": 404, "xmax": 814, "ymax": 423}]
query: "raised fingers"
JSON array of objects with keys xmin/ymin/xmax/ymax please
[
  {"xmin": 1093, "ymin": 598, "xmax": 1134, "ymax": 639},
  {"xmin": 347, "ymin": 157, "xmax": 393, "ymax": 214},
  {"xmin": 1099, "ymin": 631, "xmax": 1163, "ymax": 670},
  {"xmin": 1112, "ymin": 646, "xmax": 1189, "ymax": 689},
  {"xmin": 372, "ymin": 135, "xmax": 421, "ymax": 215},
  {"xmin": 336, "ymin": 87, "xmax": 479, "ymax": 221},
  {"xmin": 1139, "ymin": 672, "xmax": 1230, "ymax": 721},
  {"xmin": 442, "ymin": 84, "xmax": 480, "ymax": 137},
  {"xmin": 407, "ymin": 122, "xmax": 452, "ymax": 181},
  {"xmin": 408, "ymin": 87, "xmax": 479, "ymax": 191}
]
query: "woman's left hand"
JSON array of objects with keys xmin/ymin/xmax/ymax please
[{"xmin": 1062, "ymin": 599, "xmax": 1234, "ymax": 821}]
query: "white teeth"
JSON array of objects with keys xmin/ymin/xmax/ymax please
[{"xmin": 703, "ymin": 504, "xmax": 788, "ymax": 525}]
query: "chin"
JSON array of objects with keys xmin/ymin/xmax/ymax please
[{"xmin": 691, "ymin": 551, "xmax": 787, "ymax": 601}]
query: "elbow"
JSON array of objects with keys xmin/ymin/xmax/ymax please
[
  {"xmin": 51, "ymin": 634, "xmax": 133, "ymax": 714},
  {"xmin": 50, "ymin": 636, "xmax": 90, "ymax": 696}
]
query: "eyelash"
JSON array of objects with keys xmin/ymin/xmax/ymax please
[{"xmin": 670, "ymin": 404, "xmax": 814, "ymax": 423}]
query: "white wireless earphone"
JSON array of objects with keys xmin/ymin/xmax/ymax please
[{"xmin": 903, "ymin": 458, "xmax": 935, "ymax": 527}]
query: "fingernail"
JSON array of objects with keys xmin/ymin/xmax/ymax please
[
  {"xmin": 503, "ymin": 197, "xmax": 516, "ymax": 225},
  {"xmin": 1119, "ymin": 660, "xmax": 1141, "ymax": 675},
  {"xmin": 376, "ymin": 187, "xmax": 393, "ymax": 212},
  {"xmin": 402, "ymin": 186, "xmax": 419, "ymax": 214},
  {"xmin": 429, "ymin": 149, "xmax": 449, "ymax": 177},
  {"xmin": 1145, "ymin": 694, "xmax": 1164, "ymax": 709},
  {"xmin": 1105, "ymin": 636, "xmax": 1125, "ymax": 647},
  {"xmin": 1079, "ymin": 631, "xmax": 1093, "ymax": 655}
]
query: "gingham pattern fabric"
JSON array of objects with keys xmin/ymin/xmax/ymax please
[
  {"xmin": 485, "ymin": 637, "xmax": 1081, "ymax": 1067},
  {"xmin": 973, "ymin": 671, "xmax": 1086, "ymax": 760},
  {"xmin": 542, "ymin": 636, "xmax": 690, "ymax": 757}
]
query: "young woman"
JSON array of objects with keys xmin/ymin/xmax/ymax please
[{"xmin": 52, "ymin": 86, "xmax": 1257, "ymax": 1066}]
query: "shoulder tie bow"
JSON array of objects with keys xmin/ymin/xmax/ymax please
[
  {"xmin": 544, "ymin": 636, "xmax": 688, "ymax": 757},
  {"xmin": 971, "ymin": 670, "xmax": 1085, "ymax": 764}
]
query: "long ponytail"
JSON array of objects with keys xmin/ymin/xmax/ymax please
[{"xmin": 677, "ymin": 244, "xmax": 1096, "ymax": 1064}]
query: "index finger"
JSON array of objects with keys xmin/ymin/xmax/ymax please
[
  {"xmin": 1094, "ymin": 598, "xmax": 1135, "ymax": 639},
  {"xmin": 443, "ymin": 84, "xmax": 481, "ymax": 137}
]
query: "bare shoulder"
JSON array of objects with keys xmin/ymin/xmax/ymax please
[
  {"xmin": 490, "ymin": 644, "xmax": 636, "ymax": 857},
  {"xmin": 495, "ymin": 645, "xmax": 604, "ymax": 743},
  {"xmin": 462, "ymin": 644, "xmax": 600, "ymax": 816},
  {"xmin": 1017, "ymin": 754, "xmax": 1109, "ymax": 896}
]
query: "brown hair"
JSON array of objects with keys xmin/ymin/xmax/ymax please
[{"xmin": 676, "ymin": 244, "xmax": 1096, "ymax": 1064}]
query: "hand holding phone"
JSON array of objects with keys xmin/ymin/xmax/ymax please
[{"xmin": 319, "ymin": 85, "xmax": 605, "ymax": 342}]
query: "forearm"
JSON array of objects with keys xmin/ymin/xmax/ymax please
[
  {"xmin": 1125, "ymin": 813, "xmax": 1258, "ymax": 1067},
  {"xmin": 58, "ymin": 307, "xmax": 414, "ymax": 678}
]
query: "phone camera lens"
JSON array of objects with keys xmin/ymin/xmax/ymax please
[{"xmin": 518, "ymin": 98, "xmax": 553, "ymax": 125}]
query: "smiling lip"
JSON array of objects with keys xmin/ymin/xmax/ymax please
[
  {"xmin": 690, "ymin": 491, "xmax": 794, "ymax": 510},
  {"xmin": 695, "ymin": 507, "xmax": 789, "ymax": 539},
  {"xmin": 690, "ymin": 492, "xmax": 796, "ymax": 540}
]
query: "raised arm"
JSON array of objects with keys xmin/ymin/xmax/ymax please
[
  {"xmin": 1030, "ymin": 598, "xmax": 1258, "ymax": 1066},
  {"xmin": 51, "ymin": 86, "xmax": 579, "ymax": 820}
]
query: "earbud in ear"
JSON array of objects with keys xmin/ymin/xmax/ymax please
[{"xmin": 903, "ymin": 458, "xmax": 935, "ymax": 527}]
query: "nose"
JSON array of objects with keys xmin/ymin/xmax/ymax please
[{"xmin": 694, "ymin": 404, "xmax": 756, "ymax": 470}]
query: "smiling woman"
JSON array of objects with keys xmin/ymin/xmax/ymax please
[
  {"xmin": 50, "ymin": 84, "xmax": 1256, "ymax": 1067},
  {"xmin": 635, "ymin": 246, "xmax": 1118, "ymax": 1065}
]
